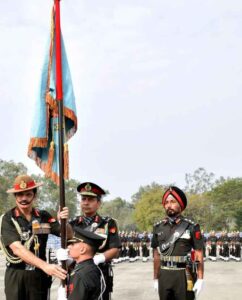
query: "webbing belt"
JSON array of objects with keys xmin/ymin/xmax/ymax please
[
  {"xmin": 160, "ymin": 255, "xmax": 187, "ymax": 263},
  {"xmin": 161, "ymin": 266, "xmax": 186, "ymax": 270}
]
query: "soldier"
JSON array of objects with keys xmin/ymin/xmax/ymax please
[
  {"xmin": 229, "ymin": 231, "xmax": 241, "ymax": 261},
  {"xmin": 124, "ymin": 231, "xmax": 130, "ymax": 261},
  {"xmin": 127, "ymin": 231, "xmax": 137, "ymax": 262},
  {"xmin": 207, "ymin": 231, "xmax": 217, "ymax": 261},
  {"xmin": 201, "ymin": 230, "xmax": 207, "ymax": 261},
  {"xmin": 134, "ymin": 231, "xmax": 141, "ymax": 261},
  {"xmin": 141, "ymin": 231, "xmax": 151, "ymax": 262},
  {"xmin": 152, "ymin": 186, "xmax": 204, "ymax": 300},
  {"xmin": 218, "ymin": 231, "xmax": 230, "ymax": 261},
  {"xmin": 69, "ymin": 182, "xmax": 121, "ymax": 300},
  {"xmin": 66, "ymin": 228, "xmax": 106, "ymax": 300},
  {"xmin": 0, "ymin": 174, "xmax": 70, "ymax": 300},
  {"xmin": 119, "ymin": 231, "xmax": 128, "ymax": 262}
]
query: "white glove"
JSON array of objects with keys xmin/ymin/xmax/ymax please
[
  {"xmin": 57, "ymin": 286, "xmax": 67, "ymax": 300},
  {"xmin": 93, "ymin": 254, "xmax": 106, "ymax": 265},
  {"xmin": 153, "ymin": 279, "xmax": 158, "ymax": 292},
  {"xmin": 193, "ymin": 279, "xmax": 204, "ymax": 298},
  {"xmin": 56, "ymin": 248, "xmax": 69, "ymax": 262}
]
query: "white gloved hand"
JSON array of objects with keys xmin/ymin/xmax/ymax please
[
  {"xmin": 57, "ymin": 286, "xmax": 67, "ymax": 300},
  {"xmin": 56, "ymin": 248, "xmax": 69, "ymax": 262},
  {"xmin": 153, "ymin": 279, "xmax": 158, "ymax": 292},
  {"xmin": 193, "ymin": 279, "xmax": 204, "ymax": 298},
  {"xmin": 93, "ymin": 254, "xmax": 106, "ymax": 265}
]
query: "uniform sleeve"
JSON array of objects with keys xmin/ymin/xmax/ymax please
[
  {"xmin": 107, "ymin": 219, "xmax": 121, "ymax": 249},
  {"xmin": 191, "ymin": 224, "xmax": 203, "ymax": 250},
  {"xmin": 41, "ymin": 210, "xmax": 60, "ymax": 237},
  {"xmin": 1, "ymin": 214, "xmax": 20, "ymax": 246},
  {"xmin": 151, "ymin": 227, "xmax": 158, "ymax": 248}
]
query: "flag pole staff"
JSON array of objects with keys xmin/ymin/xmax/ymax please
[{"xmin": 54, "ymin": 0, "xmax": 67, "ymax": 272}]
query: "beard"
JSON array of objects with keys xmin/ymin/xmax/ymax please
[{"xmin": 166, "ymin": 208, "xmax": 180, "ymax": 217}]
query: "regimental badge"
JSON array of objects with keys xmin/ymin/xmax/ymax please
[
  {"xmin": 109, "ymin": 227, "xmax": 116, "ymax": 234},
  {"xmin": 20, "ymin": 181, "xmax": 27, "ymax": 189},
  {"xmin": 68, "ymin": 283, "xmax": 74, "ymax": 294},
  {"xmin": 85, "ymin": 183, "xmax": 92, "ymax": 191},
  {"xmin": 195, "ymin": 231, "xmax": 201, "ymax": 240}
]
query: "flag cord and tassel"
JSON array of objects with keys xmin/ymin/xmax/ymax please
[{"xmin": 64, "ymin": 143, "xmax": 69, "ymax": 179}]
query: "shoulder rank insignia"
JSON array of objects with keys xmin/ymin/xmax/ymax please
[
  {"xmin": 154, "ymin": 220, "xmax": 162, "ymax": 226},
  {"xmin": 184, "ymin": 218, "xmax": 195, "ymax": 225},
  {"xmin": 48, "ymin": 217, "xmax": 56, "ymax": 223}
]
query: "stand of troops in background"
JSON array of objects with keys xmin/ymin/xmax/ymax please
[
  {"xmin": 113, "ymin": 231, "xmax": 152, "ymax": 263},
  {"xmin": 203, "ymin": 231, "xmax": 242, "ymax": 262},
  {"xmin": 110, "ymin": 230, "xmax": 242, "ymax": 264}
]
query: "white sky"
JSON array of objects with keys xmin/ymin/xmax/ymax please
[{"xmin": 1, "ymin": 0, "xmax": 242, "ymax": 201}]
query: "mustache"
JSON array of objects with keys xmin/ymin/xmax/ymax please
[
  {"xmin": 166, "ymin": 208, "xmax": 175, "ymax": 213},
  {"xmin": 19, "ymin": 200, "xmax": 32, "ymax": 205}
]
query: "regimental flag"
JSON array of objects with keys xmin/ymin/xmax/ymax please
[{"xmin": 28, "ymin": 7, "xmax": 77, "ymax": 185}]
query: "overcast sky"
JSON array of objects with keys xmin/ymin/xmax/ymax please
[{"xmin": 1, "ymin": 0, "xmax": 242, "ymax": 201}]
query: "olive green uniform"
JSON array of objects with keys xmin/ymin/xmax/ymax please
[
  {"xmin": 1, "ymin": 207, "xmax": 60, "ymax": 300},
  {"xmin": 151, "ymin": 216, "xmax": 203, "ymax": 300}
]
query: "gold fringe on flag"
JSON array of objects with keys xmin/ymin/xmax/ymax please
[{"xmin": 46, "ymin": 141, "xmax": 55, "ymax": 177}]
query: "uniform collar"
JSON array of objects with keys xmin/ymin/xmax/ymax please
[
  {"xmin": 72, "ymin": 258, "xmax": 94, "ymax": 274},
  {"xmin": 164, "ymin": 215, "xmax": 182, "ymax": 225},
  {"xmin": 81, "ymin": 214, "xmax": 101, "ymax": 223},
  {"xmin": 12, "ymin": 207, "xmax": 40, "ymax": 218}
]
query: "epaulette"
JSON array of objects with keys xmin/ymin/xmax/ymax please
[
  {"xmin": 69, "ymin": 216, "xmax": 82, "ymax": 224},
  {"xmin": 154, "ymin": 220, "xmax": 163, "ymax": 227},
  {"xmin": 183, "ymin": 218, "xmax": 196, "ymax": 225},
  {"xmin": 102, "ymin": 216, "xmax": 112, "ymax": 223},
  {"xmin": 110, "ymin": 217, "xmax": 118, "ymax": 224}
]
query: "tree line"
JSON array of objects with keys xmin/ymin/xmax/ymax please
[{"xmin": 0, "ymin": 160, "xmax": 241, "ymax": 232}]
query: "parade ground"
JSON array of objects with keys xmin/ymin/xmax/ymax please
[{"xmin": 0, "ymin": 255, "xmax": 241, "ymax": 300}]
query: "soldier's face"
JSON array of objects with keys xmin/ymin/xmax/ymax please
[
  {"xmin": 15, "ymin": 190, "xmax": 35, "ymax": 210},
  {"xmin": 164, "ymin": 196, "xmax": 181, "ymax": 217},
  {"xmin": 68, "ymin": 242, "xmax": 83, "ymax": 260},
  {"xmin": 80, "ymin": 196, "xmax": 101, "ymax": 216}
]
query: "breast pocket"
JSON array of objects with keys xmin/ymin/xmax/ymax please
[{"xmin": 157, "ymin": 232, "xmax": 166, "ymax": 243}]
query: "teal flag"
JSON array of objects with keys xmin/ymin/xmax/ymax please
[{"xmin": 28, "ymin": 9, "xmax": 77, "ymax": 184}]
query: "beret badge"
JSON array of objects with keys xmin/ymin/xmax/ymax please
[{"xmin": 20, "ymin": 181, "xmax": 27, "ymax": 189}]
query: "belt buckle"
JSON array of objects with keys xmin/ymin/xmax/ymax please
[{"xmin": 25, "ymin": 264, "xmax": 35, "ymax": 271}]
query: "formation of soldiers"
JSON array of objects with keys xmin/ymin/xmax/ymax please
[
  {"xmin": 111, "ymin": 230, "xmax": 242, "ymax": 264},
  {"xmin": 113, "ymin": 231, "xmax": 152, "ymax": 263},
  {"xmin": 203, "ymin": 231, "xmax": 242, "ymax": 261}
]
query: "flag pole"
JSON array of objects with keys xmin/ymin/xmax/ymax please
[{"xmin": 54, "ymin": 0, "xmax": 67, "ymax": 274}]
